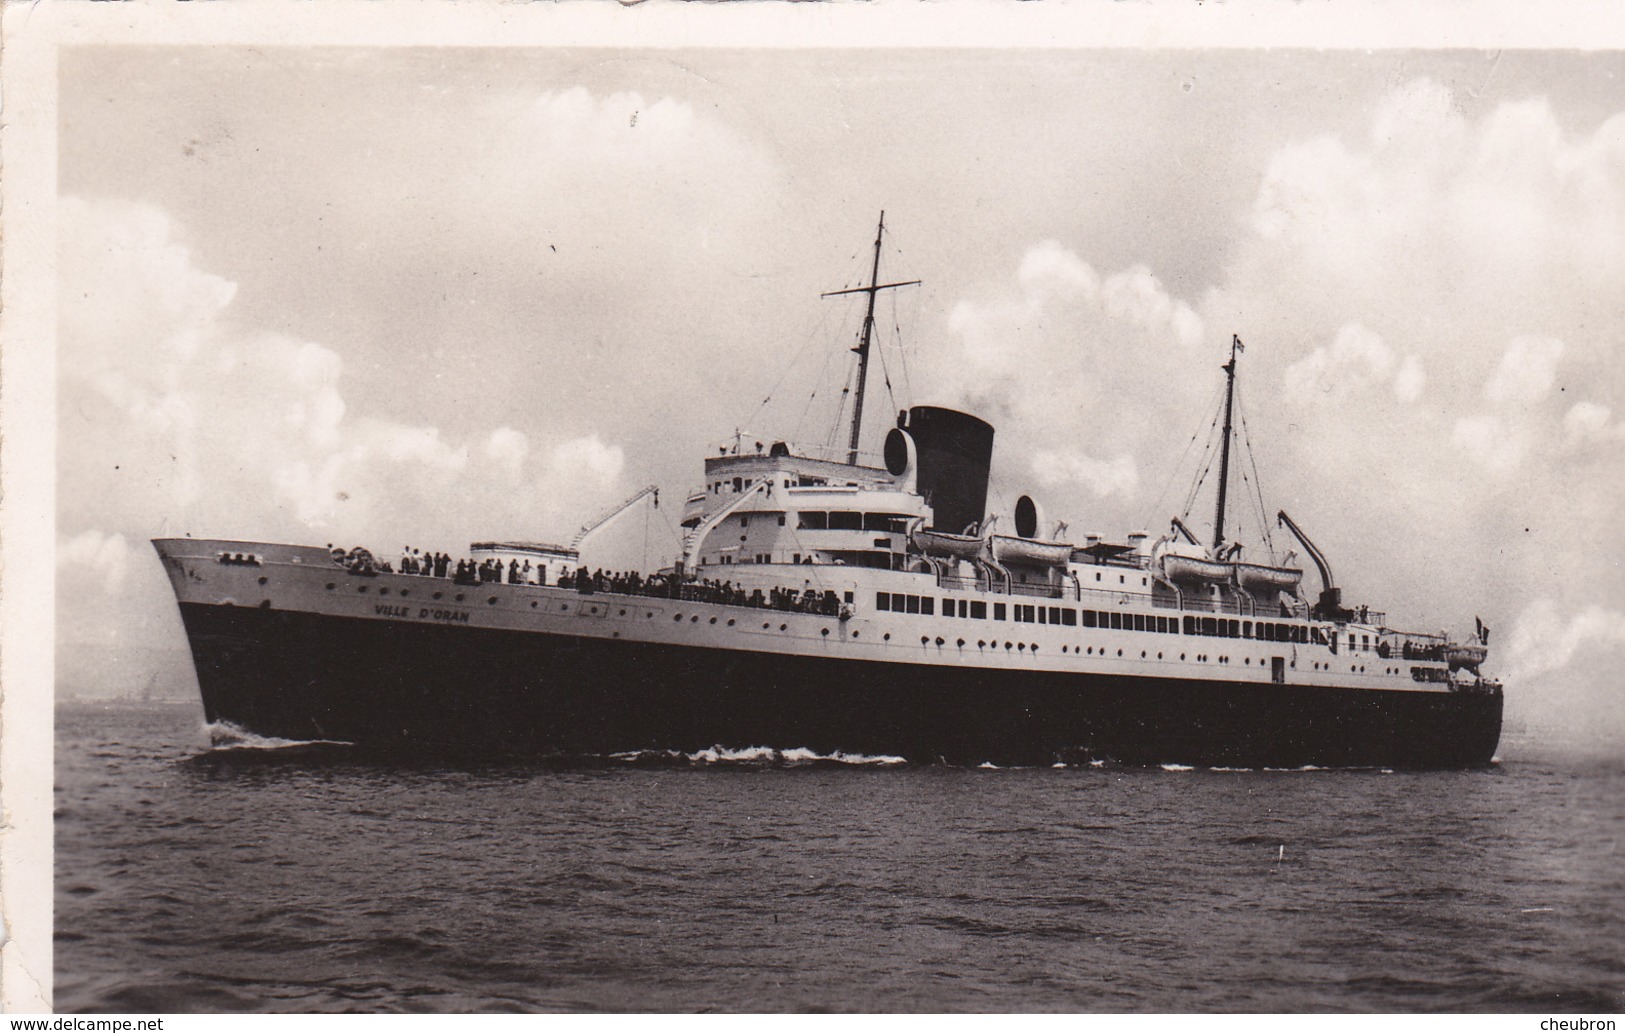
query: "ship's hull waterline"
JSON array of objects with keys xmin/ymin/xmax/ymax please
[{"xmin": 175, "ymin": 599, "xmax": 1501, "ymax": 770}]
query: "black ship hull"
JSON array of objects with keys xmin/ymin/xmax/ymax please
[{"xmin": 177, "ymin": 601, "xmax": 1503, "ymax": 769}]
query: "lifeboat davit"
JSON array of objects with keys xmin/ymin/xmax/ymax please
[
  {"xmin": 1235, "ymin": 562, "xmax": 1304, "ymax": 595},
  {"xmin": 990, "ymin": 534, "xmax": 1074, "ymax": 567},
  {"xmin": 1163, "ymin": 554, "xmax": 1233, "ymax": 584},
  {"xmin": 910, "ymin": 527, "xmax": 986, "ymax": 559}
]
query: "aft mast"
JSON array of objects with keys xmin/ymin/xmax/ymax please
[
  {"xmin": 1212, "ymin": 334, "xmax": 1244, "ymax": 556},
  {"xmin": 822, "ymin": 212, "xmax": 920, "ymax": 465}
]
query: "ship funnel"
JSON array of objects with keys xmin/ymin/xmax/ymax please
[{"xmin": 905, "ymin": 406, "xmax": 995, "ymax": 535}]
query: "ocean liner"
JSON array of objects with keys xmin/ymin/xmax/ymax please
[{"xmin": 154, "ymin": 216, "xmax": 1503, "ymax": 768}]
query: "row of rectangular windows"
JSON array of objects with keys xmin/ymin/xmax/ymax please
[
  {"xmin": 726, "ymin": 511, "xmax": 912, "ymax": 533},
  {"xmin": 796, "ymin": 512, "xmax": 912, "ymax": 532},
  {"xmin": 712, "ymin": 476, "xmax": 832, "ymax": 493},
  {"xmin": 1185, "ymin": 616, "xmax": 1313, "ymax": 644},
  {"xmin": 875, "ymin": 592, "xmax": 1322, "ymax": 644}
]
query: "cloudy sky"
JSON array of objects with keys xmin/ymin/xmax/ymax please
[{"xmin": 54, "ymin": 44, "xmax": 1625, "ymax": 746}]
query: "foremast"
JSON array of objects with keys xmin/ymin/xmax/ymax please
[{"xmin": 822, "ymin": 212, "xmax": 919, "ymax": 465}]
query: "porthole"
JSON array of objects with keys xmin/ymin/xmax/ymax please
[
  {"xmin": 488, "ymin": 597, "xmax": 498, "ymax": 606},
  {"xmin": 433, "ymin": 591, "xmax": 443, "ymax": 600},
  {"xmin": 620, "ymin": 609, "xmax": 627, "ymax": 616},
  {"xmin": 380, "ymin": 588, "xmax": 390, "ymax": 596},
  {"xmin": 763, "ymin": 622, "xmax": 771, "ymax": 629},
  {"xmin": 590, "ymin": 606, "xmax": 598, "ymax": 614},
  {"xmin": 1117, "ymin": 649, "xmax": 1123, "ymax": 657},
  {"xmin": 780, "ymin": 624, "xmax": 788, "ymax": 631},
  {"xmin": 1018, "ymin": 642, "xmax": 1026, "ymax": 651},
  {"xmin": 674, "ymin": 614, "xmax": 683, "ymax": 621},
  {"xmin": 358, "ymin": 586, "xmax": 368, "ymax": 594},
  {"xmin": 400, "ymin": 590, "xmax": 409, "ymax": 598},
  {"xmin": 977, "ymin": 640, "xmax": 985, "ymax": 648},
  {"xmin": 957, "ymin": 638, "xmax": 965, "ymax": 647},
  {"xmin": 455, "ymin": 594, "xmax": 465, "ymax": 602},
  {"xmin": 691, "ymin": 616, "xmax": 699, "ymax": 623},
  {"xmin": 1180, "ymin": 653, "xmax": 1186, "ymax": 660},
  {"xmin": 1062, "ymin": 645, "xmax": 1069, "ymax": 653},
  {"xmin": 884, "ymin": 633, "xmax": 891, "ymax": 641},
  {"xmin": 727, "ymin": 619, "xmax": 736, "ymax": 626},
  {"xmin": 325, "ymin": 583, "xmax": 336, "ymax": 591},
  {"xmin": 1141, "ymin": 651, "xmax": 1147, "ymax": 659},
  {"xmin": 530, "ymin": 601, "xmax": 538, "ymax": 608},
  {"xmin": 1005, "ymin": 642, "xmax": 1013, "ymax": 650},
  {"xmin": 710, "ymin": 617, "xmax": 718, "ymax": 624},
  {"xmin": 822, "ymin": 628, "xmax": 830, "ymax": 636},
  {"xmin": 935, "ymin": 636, "xmax": 944, "ymax": 645},
  {"xmin": 853, "ymin": 631, "xmax": 860, "ymax": 638},
  {"xmin": 1244, "ymin": 657, "xmax": 1250, "ymax": 665},
  {"xmin": 257, "ymin": 576, "xmax": 268, "ymax": 586},
  {"xmin": 1157, "ymin": 652, "xmax": 1163, "ymax": 660}
]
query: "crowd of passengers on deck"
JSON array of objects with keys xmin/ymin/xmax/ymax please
[{"xmin": 323, "ymin": 545, "xmax": 844, "ymax": 615}]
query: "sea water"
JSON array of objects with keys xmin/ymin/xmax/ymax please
[{"xmin": 54, "ymin": 700, "xmax": 1624, "ymax": 1012}]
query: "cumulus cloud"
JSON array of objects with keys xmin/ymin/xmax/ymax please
[
  {"xmin": 58, "ymin": 530, "xmax": 131, "ymax": 594},
  {"xmin": 1500, "ymin": 600, "xmax": 1625, "ymax": 747},
  {"xmin": 1032, "ymin": 448, "xmax": 1139, "ymax": 501},
  {"xmin": 1450, "ymin": 413, "xmax": 1525, "ymax": 476},
  {"xmin": 1562, "ymin": 401, "xmax": 1625, "ymax": 450},
  {"xmin": 1449, "ymin": 336, "xmax": 1571, "ymax": 475},
  {"xmin": 937, "ymin": 240, "xmax": 1208, "ymax": 527},
  {"xmin": 1505, "ymin": 599, "xmax": 1625, "ymax": 685},
  {"xmin": 1282, "ymin": 323, "xmax": 1425, "ymax": 405},
  {"xmin": 1484, "ymin": 335, "xmax": 1565, "ymax": 406},
  {"xmin": 549, "ymin": 434, "xmax": 625, "ymax": 485}
]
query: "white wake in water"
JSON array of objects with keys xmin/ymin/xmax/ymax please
[
  {"xmin": 203, "ymin": 719, "xmax": 353, "ymax": 751},
  {"xmin": 609, "ymin": 745, "xmax": 908, "ymax": 767}
]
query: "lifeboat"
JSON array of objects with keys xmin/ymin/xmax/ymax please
[
  {"xmin": 1235, "ymin": 562, "xmax": 1304, "ymax": 595},
  {"xmin": 1444, "ymin": 643, "xmax": 1489, "ymax": 671},
  {"xmin": 990, "ymin": 534, "xmax": 1074, "ymax": 567},
  {"xmin": 910, "ymin": 527, "xmax": 986, "ymax": 559},
  {"xmin": 1163, "ymin": 554, "xmax": 1233, "ymax": 584}
]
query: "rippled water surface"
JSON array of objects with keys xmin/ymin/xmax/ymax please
[{"xmin": 56, "ymin": 701, "xmax": 1624, "ymax": 1012}]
